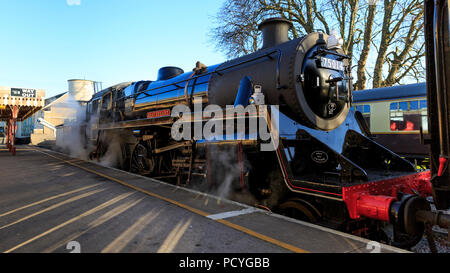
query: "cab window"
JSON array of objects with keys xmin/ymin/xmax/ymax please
[
  {"xmin": 102, "ymin": 93, "xmax": 112, "ymax": 110},
  {"xmin": 89, "ymin": 99, "xmax": 100, "ymax": 115}
]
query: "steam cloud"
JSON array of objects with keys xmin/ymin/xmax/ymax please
[
  {"xmin": 67, "ymin": 0, "xmax": 81, "ymax": 6},
  {"xmin": 55, "ymin": 98, "xmax": 253, "ymax": 201}
]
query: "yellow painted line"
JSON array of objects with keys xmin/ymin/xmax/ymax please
[
  {"xmin": 0, "ymin": 183, "xmax": 101, "ymax": 218},
  {"xmin": 48, "ymin": 158, "xmax": 84, "ymax": 164},
  {"xmin": 0, "ymin": 188, "xmax": 105, "ymax": 230},
  {"xmin": 4, "ymin": 191, "xmax": 135, "ymax": 253},
  {"xmin": 34, "ymin": 149, "xmax": 309, "ymax": 253},
  {"xmin": 216, "ymin": 219, "xmax": 309, "ymax": 253}
]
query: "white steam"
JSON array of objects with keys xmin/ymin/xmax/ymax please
[
  {"xmin": 54, "ymin": 97, "xmax": 250, "ymax": 200},
  {"xmin": 206, "ymin": 145, "xmax": 247, "ymax": 199},
  {"xmin": 55, "ymin": 95, "xmax": 90, "ymax": 159},
  {"xmin": 55, "ymin": 95, "xmax": 124, "ymax": 169}
]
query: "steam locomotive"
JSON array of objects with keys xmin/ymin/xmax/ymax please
[{"xmin": 81, "ymin": 18, "xmax": 447, "ymax": 248}]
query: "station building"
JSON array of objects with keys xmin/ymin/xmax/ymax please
[
  {"xmin": 30, "ymin": 79, "xmax": 97, "ymax": 147},
  {"xmin": 0, "ymin": 86, "xmax": 46, "ymax": 153},
  {"xmin": 0, "ymin": 79, "xmax": 98, "ymax": 148}
]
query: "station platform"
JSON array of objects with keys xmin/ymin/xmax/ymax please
[{"xmin": 0, "ymin": 145, "xmax": 408, "ymax": 253}]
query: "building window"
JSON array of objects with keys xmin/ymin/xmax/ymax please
[{"xmin": 390, "ymin": 100, "xmax": 427, "ymax": 131}]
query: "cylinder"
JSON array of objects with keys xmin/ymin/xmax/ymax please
[{"xmin": 356, "ymin": 194, "xmax": 395, "ymax": 222}]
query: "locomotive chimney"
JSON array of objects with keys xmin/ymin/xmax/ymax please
[{"xmin": 258, "ymin": 18, "xmax": 293, "ymax": 49}]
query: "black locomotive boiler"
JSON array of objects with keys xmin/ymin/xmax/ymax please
[{"xmin": 81, "ymin": 18, "xmax": 448, "ymax": 248}]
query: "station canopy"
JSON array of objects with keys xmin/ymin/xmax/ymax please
[{"xmin": 0, "ymin": 86, "xmax": 45, "ymax": 121}]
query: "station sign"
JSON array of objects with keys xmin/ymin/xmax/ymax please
[{"xmin": 11, "ymin": 88, "xmax": 36, "ymax": 98}]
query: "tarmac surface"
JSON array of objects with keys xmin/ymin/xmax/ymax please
[{"xmin": 0, "ymin": 145, "xmax": 409, "ymax": 253}]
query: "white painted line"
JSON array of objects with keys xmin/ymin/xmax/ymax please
[{"xmin": 207, "ymin": 208, "xmax": 258, "ymax": 220}]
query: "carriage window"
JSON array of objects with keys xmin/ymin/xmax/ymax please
[
  {"xmin": 390, "ymin": 101, "xmax": 426, "ymax": 131},
  {"xmin": 399, "ymin": 102, "xmax": 408, "ymax": 111},
  {"xmin": 390, "ymin": 103, "xmax": 398, "ymax": 111},
  {"xmin": 354, "ymin": 105, "xmax": 371, "ymax": 129},
  {"xmin": 355, "ymin": 105, "xmax": 370, "ymax": 113},
  {"xmin": 420, "ymin": 100, "xmax": 427, "ymax": 109},
  {"xmin": 410, "ymin": 101, "xmax": 419, "ymax": 110}
]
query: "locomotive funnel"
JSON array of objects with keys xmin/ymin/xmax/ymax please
[{"xmin": 258, "ymin": 18, "xmax": 293, "ymax": 49}]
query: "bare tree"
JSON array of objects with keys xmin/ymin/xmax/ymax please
[
  {"xmin": 355, "ymin": 2, "xmax": 376, "ymax": 90},
  {"xmin": 210, "ymin": 0, "xmax": 263, "ymax": 58},
  {"xmin": 210, "ymin": 0, "xmax": 426, "ymax": 90},
  {"xmin": 372, "ymin": 0, "xmax": 425, "ymax": 88}
]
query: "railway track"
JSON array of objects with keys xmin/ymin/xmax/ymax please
[{"xmin": 413, "ymin": 230, "xmax": 450, "ymax": 253}]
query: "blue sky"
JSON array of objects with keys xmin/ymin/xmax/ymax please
[{"xmin": 0, "ymin": 0, "xmax": 226, "ymax": 98}]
